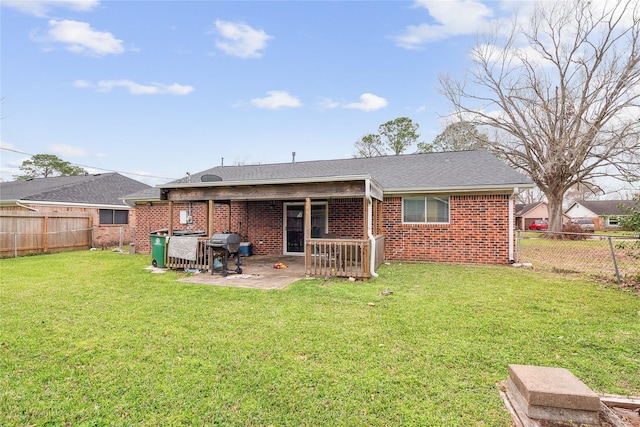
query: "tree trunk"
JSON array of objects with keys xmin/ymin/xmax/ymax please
[{"xmin": 546, "ymin": 194, "xmax": 565, "ymax": 233}]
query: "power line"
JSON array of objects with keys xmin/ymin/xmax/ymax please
[{"xmin": 0, "ymin": 147, "xmax": 180, "ymax": 181}]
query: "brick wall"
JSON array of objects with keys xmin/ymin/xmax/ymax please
[
  {"xmin": 134, "ymin": 202, "xmax": 170, "ymax": 253},
  {"xmin": 382, "ymin": 194, "xmax": 512, "ymax": 264},
  {"xmin": 134, "ymin": 194, "xmax": 513, "ymax": 265},
  {"xmin": 246, "ymin": 201, "xmax": 283, "ymax": 255},
  {"xmin": 328, "ymin": 198, "xmax": 365, "ymax": 239}
]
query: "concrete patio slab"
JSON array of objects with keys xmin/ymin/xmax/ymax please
[{"xmin": 176, "ymin": 255, "xmax": 309, "ymax": 290}]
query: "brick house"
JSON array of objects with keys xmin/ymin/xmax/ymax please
[
  {"xmin": 0, "ymin": 173, "xmax": 150, "ymax": 249},
  {"xmin": 126, "ymin": 150, "xmax": 533, "ymax": 277}
]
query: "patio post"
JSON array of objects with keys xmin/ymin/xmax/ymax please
[{"xmin": 304, "ymin": 197, "xmax": 312, "ymax": 273}]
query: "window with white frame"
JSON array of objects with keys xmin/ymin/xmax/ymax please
[
  {"xmin": 403, "ymin": 196, "xmax": 450, "ymax": 223},
  {"xmin": 606, "ymin": 216, "xmax": 619, "ymax": 227}
]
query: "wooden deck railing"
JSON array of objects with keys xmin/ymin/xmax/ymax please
[
  {"xmin": 165, "ymin": 235, "xmax": 386, "ymax": 279},
  {"xmin": 166, "ymin": 237, "xmax": 210, "ymax": 270},
  {"xmin": 306, "ymin": 236, "xmax": 385, "ymax": 278}
]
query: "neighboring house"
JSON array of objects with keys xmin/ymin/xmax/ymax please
[
  {"xmin": 565, "ymin": 199, "xmax": 637, "ymax": 231},
  {"xmin": 515, "ymin": 202, "xmax": 570, "ymax": 230},
  {"xmin": 0, "ymin": 173, "xmax": 150, "ymax": 250}
]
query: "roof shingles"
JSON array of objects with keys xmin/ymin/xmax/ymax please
[
  {"xmin": 0, "ymin": 173, "xmax": 150, "ymax": 206},
  {"xmin": 174, "ymin": 150, "xmax": 533, "ymax": 190}
]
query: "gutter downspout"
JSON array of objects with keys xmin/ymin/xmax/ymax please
[
  {"xmin": 508, "ymin": 187, "xmax": 518, "ymax": 263},
  {"xmin": 16, "ymin": 201, "xmax": 39, "ymax": 212},
  {"xmin": 365, "ymin": 178, "xmax": 379, "ymax": 278}
]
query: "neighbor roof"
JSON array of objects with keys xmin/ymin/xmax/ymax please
[
  {"xmin": 0, "ymin": 173, "xmax": 150, "ymax": 207},
  {"xmin": 570, "ymin": 200, "xmax": 637, "ymax": 216},
  {"xmin": 515, "ymin": 202, "xmax": 545, "ymax": 216},
  {"xmin": 161, "ymin": 150, "xmax": 534, "ymax": 193}
]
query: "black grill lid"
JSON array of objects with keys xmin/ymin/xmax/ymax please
[{"xmin": 208, "ymin": 233, "xmax": 241, "ymax": 252}]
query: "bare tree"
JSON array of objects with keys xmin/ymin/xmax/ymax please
[{"xmin": 439, "ymin": 0, "xmax": 640, "ymax": 232}]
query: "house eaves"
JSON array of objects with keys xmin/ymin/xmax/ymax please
[
  {"xmin": 157, "ymin": 174, "xmax": 374, "ymax": 189},
  {"xmin": 383, "ymin": 183, "xmax": 532, "ymax": 195},
  {"xmin": 1, "ymin": 199, "xmax": 133, "ymax": 210},
  {"xmin": 159, "ymin": 174, "xmax": 532, "ymax": 195}
]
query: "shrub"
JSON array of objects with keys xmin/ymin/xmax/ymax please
[{"xmin": 560, "ymin": 223, "xmax": 589, "ymax": 240}]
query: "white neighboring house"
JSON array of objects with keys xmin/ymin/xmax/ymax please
[{"xmin": 565, "ymin": 200, "xmax": 636, "ymax": 231}]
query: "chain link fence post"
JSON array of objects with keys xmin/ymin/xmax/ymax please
[{"xmin": 607, "ymin": 236, "xmax": 621, "ymax": 285}]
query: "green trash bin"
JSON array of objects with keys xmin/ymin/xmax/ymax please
[{"xmin": 150, "ymin": 231, "xmax": 167, "ymax": 268}]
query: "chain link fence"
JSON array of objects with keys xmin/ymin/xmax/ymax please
[{"xmin": 517, "ymin": 231, "xmax": 640, "ymax": 289}]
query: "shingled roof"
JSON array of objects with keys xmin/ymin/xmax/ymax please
[
  {"xmin": 571, "ymin": 199, "xmax": 637, "ymax": 216},
  {"xmin": 0, "ymin": 173, "xmax": 150, "ymax": 207},
  {"xmin": 163, "ymin": 150, "xmax": 533, "ymax": 192}
]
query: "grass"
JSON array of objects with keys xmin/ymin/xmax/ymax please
[{"xmin": 1, "ymin": 251, "xmax": 639, "ymax": 426}]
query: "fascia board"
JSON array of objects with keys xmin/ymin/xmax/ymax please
[
  {"xmin": 383, "ymin": 183, "xmax": 535, "ymax": 195},
  {"xmin": 157, "ymin": 175, "xmax": 373, "ymax": 189},
  {"xmin": 7, "ymin": 200, "xmax": 132, "ymax": 209}
]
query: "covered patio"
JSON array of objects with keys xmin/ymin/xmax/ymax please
[{"xmin": 158, "ymin": 175, "xmax": 386, "ymax": 278}]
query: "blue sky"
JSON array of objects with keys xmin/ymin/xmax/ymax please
[{"xmin": 1, "ymin": 0, "xmax": 523, "ymax": 185}]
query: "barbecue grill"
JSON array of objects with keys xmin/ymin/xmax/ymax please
[{"xmin": 207, "ymin": 232, "xmax": 243, "ymax": 276}]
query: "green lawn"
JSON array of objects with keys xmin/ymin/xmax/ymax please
[{"xmin": 1, "ymin": 251, "xmax": 638, "ymax": 426}]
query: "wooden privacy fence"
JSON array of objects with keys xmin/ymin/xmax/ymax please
[{"xmin": 0, "ymin": 211, "xmax": 93, "ymax": 258}]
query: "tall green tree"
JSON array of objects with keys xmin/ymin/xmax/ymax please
[
  {"xmin": 353, "ymin": 133, "xmax": 385, "ymax": 158},
  {"xmin": 617, "ymin": 195, "xmax": 640, "ymax": 263},
  {"xmin": 439, "ymin": 0, "xmax": 640, "ymax": 232},
  {"xmin": 619, "ymin": 195, "xmax": 640, "ymax": 233},
  {"xmin": 14, "ymin": 154, "xmax": 87, "ymax": 180},
  {"xmin": 378, "ymin": 117, "xmax": 420, "ymax": 155},
  {"xmin": 418, "ymin": 121, "xmax": 488, "ymax": 153}
]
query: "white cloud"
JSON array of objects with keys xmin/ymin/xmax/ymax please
[
  {"xmin": 48, "ymin": 144, "xmax": 107, "ymax": 158},
  {"xmin": 343, "ymin": 93, "xmax": 388, "ymax": 112},
  {"xmin": 394, "ymin": 0, "xmax": 493, "ymax": 49},
  {"xmin": 74, "ymin": 79, "xmax": 195, "ymax": 95},
  {"xmin": 316, "ymin": 98, "xmax": 341, "ymax": 110},
  {"xmin": 2, "ymin": 0, "xmax": 99, "ymax": 17},
  {"xmin": 472, "ymin": 42, "xmax": 551, "ymax": 68},
  {"xmin": 214, "ymin": 20, "xmax": 272, "ymax": 58},
  {"xmin": 38, "ymin": 19, "xmax": 124, "ymax": 56},
  {"xmin": 249, "ymin": 91, "xmax": 302, "ymax": 109}
]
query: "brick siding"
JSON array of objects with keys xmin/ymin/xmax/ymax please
[
  {"xmin": 382, "ymin": 194, "xmax": 511, "ymax": 264},
  {"xmin": 134, "ymin": 193, "xmax": 512, "ymax": 265},
  {"xmin": 134, "ymin": 203, "xmax": 170, "ymax": 253}
]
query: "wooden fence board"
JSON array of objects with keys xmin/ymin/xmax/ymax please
[{"xmin": 0, "ymin": 211, "xmax": 93, "ymax": 257}]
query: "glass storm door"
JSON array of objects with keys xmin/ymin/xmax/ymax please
[
  {"xmin": 284, "ymin": 204, "xmax": 327, "ymax": 254},
  {"xmin": 285, "ymin": 205, "xmax": 305, "ymax": 253}
]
